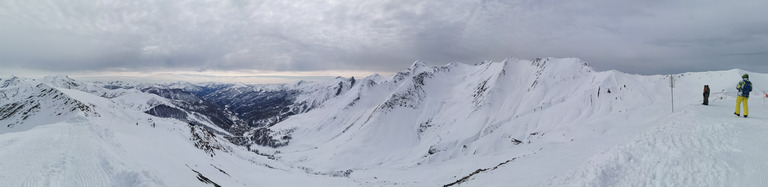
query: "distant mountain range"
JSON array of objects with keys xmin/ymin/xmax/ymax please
[{"xmin": 2, "ymin": 58, "xmax": 766, "ymax": 186}]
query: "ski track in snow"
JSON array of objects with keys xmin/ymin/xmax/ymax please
[
  {"xmin": 2, "ymin": 123, "xmax": 109, "ymax": 187},
  {"xmin": 0, "ymin": 120, "xmax": 165, "ymax": 187},
  {"xmin": 543, "ymin": 101, "xmax": 768, "ymax": 186}
]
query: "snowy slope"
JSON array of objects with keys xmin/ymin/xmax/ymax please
[
  {"xmin": 2, "ymin": 58, "xmax": 767, "ymax": 186},
  {"xmin": 538, "ymin": 101, "xmax": 768, "ymax": 186},
  {"xmin": 254, "ymin": 58, "xmax": 768, "ymax": 186},
  {"xmin": 0, "ymin": 77, "xmax": 359, "ymax": 186}
]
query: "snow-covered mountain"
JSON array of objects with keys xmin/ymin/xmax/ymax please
[
  {"xmin": 258, "ymin": 58, "xmax": 768, "ymax": 186},
  {"xmin": 0, "ymin": 75, "xmax": 359, "ymax": 186},
  {"xmin": 2, "ymin": 58, "xmax": 767, "ymax": 186}
]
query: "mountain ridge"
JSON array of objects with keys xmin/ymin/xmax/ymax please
[{"xmin": 2, "ymin": 57, "xmax": 767, "ymax": 186}]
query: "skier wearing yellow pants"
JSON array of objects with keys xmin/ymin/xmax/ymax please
[{"xmin": 735, "ymin": 74, "xmax": 753, "ymax": 118}]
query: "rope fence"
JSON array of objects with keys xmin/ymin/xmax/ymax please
[{"xmin": 709, "ymin": 90, "xmax": 768, "ymax": 104}]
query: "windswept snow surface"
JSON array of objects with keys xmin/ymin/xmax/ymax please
[
  {"xmin": 538, "ymin": 100, "xmax": 768, "ymax": 187},
  {"xmin": 2, "ymin": 58, "xmax": 768, "ymax": 186}
]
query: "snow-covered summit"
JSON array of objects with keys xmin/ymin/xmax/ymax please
[
  {"xmin": 0, "ymin": 75, "xmax": 33, "ymax": 88},
  {"xmin": 41, "ymin": 75, "xmax": 81, "ymax": 89}
]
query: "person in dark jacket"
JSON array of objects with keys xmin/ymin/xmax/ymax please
[{"xmin": 703, "ymin": 85, "xmax": 710, "ymax": 105}]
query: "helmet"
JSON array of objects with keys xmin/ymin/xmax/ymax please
[{"xmin": 743, "ymin": 74, "xmax": 749, "ymax": 78}]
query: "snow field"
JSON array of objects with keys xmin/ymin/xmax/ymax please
[
  {"xmin": 260, "ymin": 59, "xmax": 768, "ymax": 186},
  {"xmin": 3, "ymin": 59, "xmax": 768, "ymax": 186},
  {"xmin": 540, "ymin": 98, "xmax": 768, "ymax": 186}
]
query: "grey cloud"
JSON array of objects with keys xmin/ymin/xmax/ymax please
[{"xmin": 1, "ymin": 0, "xmax": 767, "ymax": 76}]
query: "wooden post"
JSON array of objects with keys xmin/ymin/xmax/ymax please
[{"xmin": 670, "ymin": 75, "xmax": 674, "ymax": 112}]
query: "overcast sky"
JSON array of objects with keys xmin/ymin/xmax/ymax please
[{"xmin": 1, "ymin": 0, "xmax": 767, "ymax": 83}]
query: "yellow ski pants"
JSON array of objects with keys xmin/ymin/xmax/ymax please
[{"xmin": 736, "ymin": 96, "xmax": 749, "ymax": 116}]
